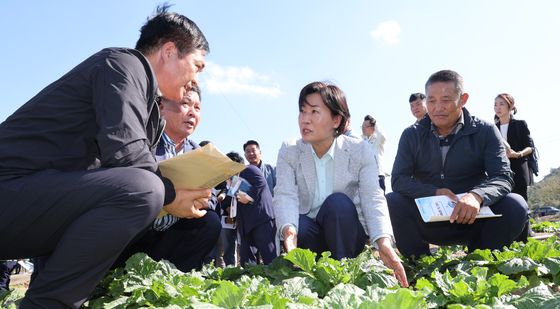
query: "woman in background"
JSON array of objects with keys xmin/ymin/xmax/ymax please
[{"xmin": 494, "ymin": 93, "xmax": 534, "ymax": 240}]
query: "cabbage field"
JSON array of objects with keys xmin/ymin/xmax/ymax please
[
  {"xmin": 2, "ymin": 236, "xmax": 560, "ymax": 308},
  {"xmin": 87, "ymin": 237, "xmax": 560, "ymax": 308}
]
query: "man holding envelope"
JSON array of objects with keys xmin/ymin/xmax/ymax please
[{"xmin": 116, "ymin": 85, "xmax": 223, "ymax": 272}]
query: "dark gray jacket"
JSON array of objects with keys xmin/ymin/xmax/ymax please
[
  {"xmin": 0, "ymin": 48, "xmax": 175, "ymax": 203},
  {"xmin": 391, "ymin": 108, "xmax": 513, "ymax": 206}
]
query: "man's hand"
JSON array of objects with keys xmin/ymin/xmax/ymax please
[
  {"xmin": 217, "ymin": 191, "xmax": 226, "ymax": 203},
  {"xmin": 449, "ymin": 192, "xmax": 482, "ymax": 224},
  {"xmin": 282, "ymin": 225, "xmax": 297, "ymax": 253},
  {"xmin": 376, "ymin": 237, "xmax": 409, "ymax": 287},
  {"xmin": 163, "ymin": 188, "xmax": 212, "ymax": 219},
  {"xmin": 436, "ymin": 188, "xmax": 481, "ymax": 224},
  {"xmin": 236, "ymin": 191, "xmax": 254, "ymax": 204},
  {"xmin": 435, "ymin": 188, "xmax": 458, "ymax": 201}
]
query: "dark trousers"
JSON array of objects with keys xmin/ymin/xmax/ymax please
[
  {"xmin": 116, "ymin": 210, "xmax": 222, "ymax": 272},
  {"xmin": 219, "ymin": 227, "xmax": 237, "ymax": 266},
  {"xmin": 0, "ymin": 260, "xmax": 17, "ymax": 291},
  {"xmin": 298, "ymin": 193, "xmax": 367, "ymax": 260},
  {"xmin": 0, "ymin": 168, "xmax": 163, "ymax": 308},
  {"xmin": 511, "ymin": 163, "xmax": 531, "ymax": 242},
  {"xmin": 511, "ymin": 162, "xmax": 529, "ymax": 201},
  {"xmin": 239, "ymin": 220, "xmax": 276, "ymax": 265},
  {"xmin": 386, "ymin": 192, "xmax": 528, "ymax": 258},
  {"xmin": 378, "ymin": 175, "xmax": 386, "ymax": 194}
]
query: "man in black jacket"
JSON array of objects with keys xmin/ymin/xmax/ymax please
[
  {"xmin": 0, "ymin": 5, "xmax": 211, "ymax": 308},
  {"xmin": 387, "ymin": 70, "xmax": 528, "ymax": 259}
]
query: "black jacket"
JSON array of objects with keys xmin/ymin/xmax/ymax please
[
  {"xmin": 237, "ymin": 165, "xmax": 275, "ymax": 236},
  {"xmin": 496, "ymin": 118, "xmax": 534, "ymax": 185},
  {"xmin": 0, "ymin": 48, "xmax": 175, "ymax": 203},
  {"xmin": 392, "ymin": 108, "xmax": 514, "ymax": 206}
]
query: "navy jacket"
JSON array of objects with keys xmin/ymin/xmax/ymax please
[
  {"xmin": 237, "ymin": 165, "xmax": 275, "ymax": 236},
  {"xmin": 391, "ymin": 108, "xmax": 514, "ymax": 206}
]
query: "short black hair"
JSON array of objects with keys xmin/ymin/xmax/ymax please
[
  {"xmin": 298, "ymin": 81, "xmax": 349, "ymax": 137},
  {"xmin": 409, "ymin": 93, "xmax": 426, "ymax": 103},
  {"xmin": 190, "ymin": 83, "xmax": 201, "ymax": 101},
  {"xmin": 226, "ymin": 151, "xmax": 244, "ymax": 164},
  {"xmin": 199, "ymin": 140, "xmax": 211, "ymax": 147},
  {"xmin": 135, "ymin": 4, "xmax": 209, "ymax": 57},
  {"xmin": 425, "ymin": 70, "xmax": 464, "ymax": 96},
  {"xmin": 243, "ymin": 140, "xmax": 260, "ymax": 151},
  {"xmin": 363, "ymin": 115, "xmax": 376, "ymax": 127}
]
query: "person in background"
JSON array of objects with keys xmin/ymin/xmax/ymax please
[
  {"xmin": 343, "ymin": 117, "xmax": 361, "ymax": 139},
  {"xmin": 273, "ymin": 81, "xmax": 408, "ymax": 287},
  {"xmin": 229, "ymin": 151, "xmax": 277, "ymax": 265},
  {"xmin": 116, "ymin": 85, "xmax": 221, "ymax": 272},
  {"xmin": 361, "ymin": 115, "xmax": 388, "ymax": 193},
  {"xmin": 388, "ymin": 70, "xmax": 528, "ymax": 259},
  {"xmin": 409, "ymin": 92, "xmax": 427, "ymax": 123},
  {"xmin": 199, "ymin": 140, "xmax": 222, "ymax": 266},
  {"xmin": 212, "ymin": 151, "xmax": 242, "ymax": 267},
  {"xmin": 494, "ymin": 93, "xmax": 534, "ymax": 241},
  {"xmin": 0, "ymin": 5, "xmax": 210, "ymax": 307},
  {"xmin": 243, "ymin": 140, "xmax": 276, "ymax": 195}
]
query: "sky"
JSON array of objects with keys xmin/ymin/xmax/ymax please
[{"xmin": 1, "ymin": 1, "xmax": 559, "ymax": 191}]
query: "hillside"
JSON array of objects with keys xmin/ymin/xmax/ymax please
[{"xmin": 528, "ymin": 166, "xmax": 560, "ymax": 208}]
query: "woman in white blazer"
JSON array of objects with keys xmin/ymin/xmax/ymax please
[{"xmin": 273, "ymin": 82, "xmax": 408, "ymax": 287}]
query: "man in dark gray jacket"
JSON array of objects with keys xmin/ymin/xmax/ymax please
[
  {"xmin": 387, "ymin": 70, "xmax": 528, "ymax": 259},
  {"xmin": 0, "ymin": 5, "xmax": 212, "ymax": 308}
]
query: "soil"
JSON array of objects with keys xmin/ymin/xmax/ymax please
[{"xmin": 9, "ymin": 273, "xmax": 31, "ymax": 289}]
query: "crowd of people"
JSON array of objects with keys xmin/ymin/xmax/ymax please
[{"xmin": 0, "ymin": 5, "xmax": 536, "ymax": 309}]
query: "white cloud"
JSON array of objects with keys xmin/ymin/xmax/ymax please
[
  {"xmin": 370, "ymin": 20, "xmax": 401, "ymax": 45},
  {"xmin": 203, "ymin": 62, "xmax": 281, "ymax": 97}
]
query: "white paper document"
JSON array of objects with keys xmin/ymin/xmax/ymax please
[
  {"xmin": 221, "ymin": 215, "xmax": 236, "ymax": 229},
  {"xmin": 415, "ymin": 194, "xmax": 502, "ymax": 223}
]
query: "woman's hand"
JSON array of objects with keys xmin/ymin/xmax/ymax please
[
  {"xmin": 505, "ymin": 147, "xmax": 518, "ymax": 159},
  {"xmin": 376, "ymin": 237, "xmax": 409, "ymax": 287},
  {"xmin": 282, "ymin": 225, "xmax": 298, "ymax": 253}
]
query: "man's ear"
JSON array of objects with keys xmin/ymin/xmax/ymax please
[
  {"xmin": 459, "ymin": 93, "xmax": 469, "ymax": 107},
  {"xmin": 160, "ymin": 42, "xmax": 177, "ymax": 60}
]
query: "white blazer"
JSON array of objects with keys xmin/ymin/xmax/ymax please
[{"xmin": 272, "ymin": 135, "xmax": 394, "ymax": 244}]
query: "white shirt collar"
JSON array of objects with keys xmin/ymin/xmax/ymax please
[{"xmin": 311, "ymin": 139, "xmax": 336, "ymax": 161}]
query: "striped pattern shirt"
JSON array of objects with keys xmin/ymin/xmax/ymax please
[{"xmin": 151, "ymin": 133, "xmax": 218, "ymax": 231}]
